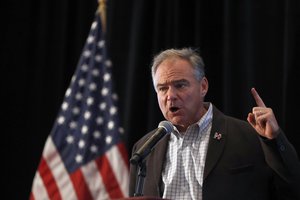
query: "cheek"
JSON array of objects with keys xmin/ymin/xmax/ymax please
[
  {"xmin": 157, "ymin": 94, "xmax": 166, "ymax": 109},
  {"xmin": 185, "ymin": 92, "xmax": 201, "ymax": 106}
]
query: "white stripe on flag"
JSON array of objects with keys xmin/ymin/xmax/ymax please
[
  {"xmin": 106, "ymin": 145, "xmax": 129, "ymax": 197},
  {"xmin": 43, "ymin": 137, "xmax": 78, "ymax": 200},
  {"xmin": 31, "ymin": 172, "xmax": 50, "ymax": 200},
  {"xmin": 81, "ymin": 160, "xmax": 110, "ymax": 200}
]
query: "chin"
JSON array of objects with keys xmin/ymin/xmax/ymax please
[{"xmin": 169, "ymin": 117, "xmax": 184, "ymax": 126}]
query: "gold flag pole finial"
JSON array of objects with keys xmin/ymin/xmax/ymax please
[{"xmin": 98, "ymin": 0, "xmax": 107, "ymax": 33}]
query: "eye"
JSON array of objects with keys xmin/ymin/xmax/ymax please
[
  {"xmin": 157, "ymin": 86, "xmax": 168, "ymax": 92},
  {"xmin": 175, "ymin": 82, "xmax": 188, "ymax": 89}
]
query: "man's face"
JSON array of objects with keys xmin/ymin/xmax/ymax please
[{"xmin": 154, "ymin": 58, "xmax": 208, "ymax": 132}]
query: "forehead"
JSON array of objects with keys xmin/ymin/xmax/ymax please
[{"xmin": 155, "ymin": 58, "xmax": 194, "ymax": 81}]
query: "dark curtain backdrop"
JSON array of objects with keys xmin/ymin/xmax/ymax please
[{"xmin": 3, "ymin": 0, "xmax": 300, "ymax": 199}]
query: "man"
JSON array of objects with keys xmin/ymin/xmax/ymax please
[{"xmin": 129, "ymin": 48, "xmax": 300, "ymax": 200}]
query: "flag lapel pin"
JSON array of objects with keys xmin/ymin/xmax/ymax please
[{"xmin": 213, "ymin": 132, "xmax": 222, "ymax": 140}]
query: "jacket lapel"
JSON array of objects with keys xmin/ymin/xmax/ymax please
[
  {"xmin": 149, "ymin": 134, "xmax": 170, "ymax": 194},
  {"xmin": 203, "ymin": 105, "xmax": 227, "ymax": 180}
]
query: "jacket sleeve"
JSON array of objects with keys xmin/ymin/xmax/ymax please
[
  {"xmin": 129, "ymin": 143, "xmax": 138, "ymax": 197},
  {"xmin": 260, "ymin": 129, "xmax": 300, "ymax": 199}
]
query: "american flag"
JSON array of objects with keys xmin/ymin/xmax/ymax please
[{"xmin": 30, "ymin": 10, "xmax": 129, "ymax": 200}]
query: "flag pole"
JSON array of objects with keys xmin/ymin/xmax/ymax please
[{"xmin": 98, "ymin": 0, "xmax": 107, "ymax": 33}]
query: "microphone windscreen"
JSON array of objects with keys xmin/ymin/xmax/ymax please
[{"xmin": 158, "ymin": 120, "xmax": 174, "ymax": 134}]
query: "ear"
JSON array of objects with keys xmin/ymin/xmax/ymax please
[{"xmin": 200, "ymin": 77, "xmax": 209, "ymax": 97}]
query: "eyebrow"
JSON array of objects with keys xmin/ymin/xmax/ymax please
[{"xmin": 156, "ymin": 79, "xmax": 189, "ymax": 88}]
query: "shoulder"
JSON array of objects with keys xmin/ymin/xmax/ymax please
[
  {"xmin": 212, "ymin": 105, "xmax": 248, "ymax": 125},
  {"xmin": 131, "ymin": 129, "xmax": 157, "ymax": 151},
  {"xmin": 211, "ymin": 104, "xmax": 257, "ymax": 136}
]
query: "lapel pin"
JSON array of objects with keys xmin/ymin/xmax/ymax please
[{"xmin": 214, "ymin": 132, "xmax": 222, "ymax": 140}]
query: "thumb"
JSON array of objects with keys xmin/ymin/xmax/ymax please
[{"xmin": 247, "ymin": 113, "xmax": 256, "ymax": 127}]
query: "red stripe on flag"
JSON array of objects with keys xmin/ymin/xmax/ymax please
[
  {"xmin": 70, "ymin": 169, "xmax": 93, "ymax": 200},
  {"xmin": 38, "ymin": 158, "xmax": 62, "ymax": 200},
  {"xmin": 117, "ymin": 142, "xmax": 129, "ymax": 169},
  {"xmin": 29, "ymin": 192, "xmax": 35, "ymax": 200},
  {"xmin": 95, "ymin": 154, "xmax": 124, "ymax": 198}
]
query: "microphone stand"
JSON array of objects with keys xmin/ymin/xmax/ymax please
[{"xmin": 134, "ymin": 160, "xmax": 146, "ymax": 197}]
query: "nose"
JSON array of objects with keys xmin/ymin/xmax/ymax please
[{"xmin": 166, "ymin": 87, "xmax": 177, "ymax": 101}]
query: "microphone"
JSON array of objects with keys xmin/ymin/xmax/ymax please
[{"xmin": 130, "ymin": 120, "xmax": 174, "ymax": 165}]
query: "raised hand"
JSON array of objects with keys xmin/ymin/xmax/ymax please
[{"xmin": 247, "ymin": 88, "xmax": 280, "ymax": 139}]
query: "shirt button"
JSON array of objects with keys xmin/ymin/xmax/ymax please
[{"xmin": 279, "ymin": 144, "xmax": 286, "ymax": 151}]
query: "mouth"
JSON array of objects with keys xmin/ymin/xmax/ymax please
[{"xmin": 169, "ymin": 106, "xmax": 180, "ymax": 113}]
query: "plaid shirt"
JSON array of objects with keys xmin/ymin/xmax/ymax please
[{"xmin": 162, "ymin": 103, "xmax": 212, "ymax": 200}]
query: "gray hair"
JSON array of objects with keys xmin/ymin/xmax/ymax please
[{"xmin": 151, "ymin": 47, "xmax": 205, "ymax": 85}]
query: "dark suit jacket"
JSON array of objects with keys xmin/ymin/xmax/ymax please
[{"xmin": 129, "ymin": 105, "xmax": 300, "ymax": 200}]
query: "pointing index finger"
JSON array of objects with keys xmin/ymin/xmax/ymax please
[{"xmin": 251, "ymin": 87, "xmax": 266, "ymax": 107}]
